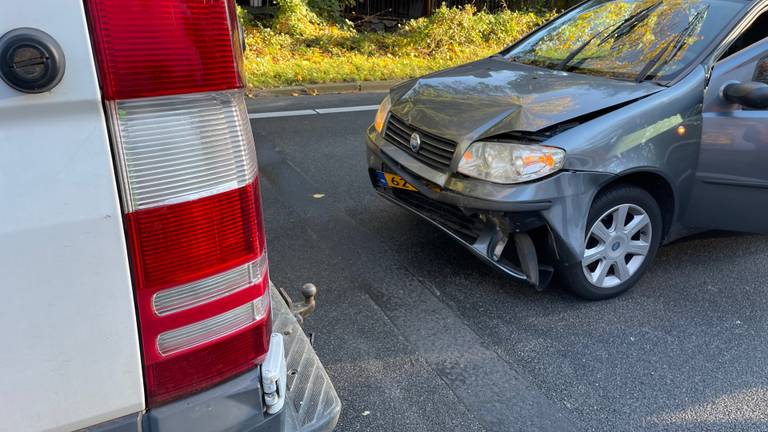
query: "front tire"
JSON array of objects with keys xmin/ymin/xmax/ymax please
[{"xmin": 560, "ymin": 185, "xmax": 663, "ymax": 300}]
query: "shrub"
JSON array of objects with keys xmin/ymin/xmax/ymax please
[
  {"xmin": 306, "ymin": 0, "xmax": 357, "ymax": 23},
  {"xmin": 237, "ymin": 4, "xmax": 258, "ymax": 28},
  {"xmin": 272, "ymin": 0, "xmax": 323, "ymax": 37},
  {"xmin": 486, "ymin": 9, "xmax": 556, "ymax": 44},
  {"xmin": 399, "ymin": 5, "xmax": 553, "ymax": 55},
  {"xmin": 241, "ymin": 4, "xmax": 556, "ymax": 89},
  {"xmin": 401, "ymin": 5, "xmax": 486, "ymax": 54}
]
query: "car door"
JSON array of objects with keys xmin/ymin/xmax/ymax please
[{"xmin": 684, "ymin": 37, "xmax": 768, "ymax": 233}]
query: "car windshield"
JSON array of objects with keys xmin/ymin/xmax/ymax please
[{"xmin": 503, "ymin": 0, "xmax": 744, "ymax": 82}]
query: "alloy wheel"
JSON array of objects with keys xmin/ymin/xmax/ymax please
[{"xmin": 582, "ymin": 204, "xmax": 652, "ymax": 289}]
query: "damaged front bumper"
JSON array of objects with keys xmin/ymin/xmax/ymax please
[{"xmin": 367, "ymin": 129, "xmax": 613, "ymax": 289}]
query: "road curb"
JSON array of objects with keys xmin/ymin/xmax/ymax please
[{"xmin": 252, "ymin": 80, "xmax": 399, "ymax": 97}]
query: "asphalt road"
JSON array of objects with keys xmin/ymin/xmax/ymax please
[{"xmin": 250, "ymin": 92, "xmax": 768, "ymax": 432}]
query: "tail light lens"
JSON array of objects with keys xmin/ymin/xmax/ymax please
[
  {"xmin": 153, "ymin": 255, "xmax": 267, "ymax": 316},
  {"xmin": 84, "ymin": 0, "xmax": 241, "ymax": 100},
  {"xmin": 84, "ymin": 0, "xmax": 271, "ymax": 406},
  {"xmin": 107, "ymin": 91, "xmax": 258, "ymax": 211}
]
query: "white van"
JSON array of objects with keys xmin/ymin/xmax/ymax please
[{"xmin": 0, "ymin": 1, "xmax": 340, "ymax": 431}]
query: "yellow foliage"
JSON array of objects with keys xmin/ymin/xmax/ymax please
[{"xmin": 241, "ymin": 5, "xmax": 555, "ymax": 89}]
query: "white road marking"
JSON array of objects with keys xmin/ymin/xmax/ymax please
[
  {"xmin": 314, "ymin": 105, "xmax": 379, "ymax": 114},
  {"xmin": 248, "ymin": 109, "xmax": 317, "ymax": 119},
  {"xmin": 248, "ymin": 105, "xmax": 378, "ymax": 119}
]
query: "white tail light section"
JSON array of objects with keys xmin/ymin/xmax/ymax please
[
  {"xmin": 157, "ymin": 293, "xmax": 270, "ymax": 356},
  {"xmin": 109, "ymin": 90, "xmax": 258, "ymax": 211},
  {"xmin": 153, "ymin": 254, "xmax": 268, "ymax": 316}
]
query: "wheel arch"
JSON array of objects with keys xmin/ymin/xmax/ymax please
[{"xmin": 595, "ymin": 169, "xmax": 676, "ymax": 241}]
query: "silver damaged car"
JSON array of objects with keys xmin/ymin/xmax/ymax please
[{"xmin": 366, "ymin": 0, "xmax": 768, "ymax": 299}]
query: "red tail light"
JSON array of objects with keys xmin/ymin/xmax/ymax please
[
  {"xmin": 84, "ymin": 0, "xmax": 241, "ymax": 99},
  {"xmin": 84, "ymin": 0, "xmax": 271, "ymax": 406},
  {"xmin": 125, "ymin": 183, "xmax": 265, "ymax": 291}
]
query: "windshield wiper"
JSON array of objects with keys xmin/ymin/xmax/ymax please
[
  {"xmin": 635, "ymin": 5, "xmax": 710, "ymax": 82},
  {"xmin": 558, "ymin": 1, "xmax": 662, "ymax": 71}
]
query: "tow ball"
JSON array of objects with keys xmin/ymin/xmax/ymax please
[{"xmin": 277, "ymin": 283, "xmax": 318, "ymax": 326}]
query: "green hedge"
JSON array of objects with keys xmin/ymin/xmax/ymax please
[{"xmin": 242, "ymin": 4, "xmax": 555, "ymax": 90}]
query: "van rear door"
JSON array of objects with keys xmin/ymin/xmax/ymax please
[{"xmin": 0, "ymin": 2, "xmax": 144, "ymax": 431}]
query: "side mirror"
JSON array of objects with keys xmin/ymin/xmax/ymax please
[{"xmin": 722, "ymin": 81, "xmax": 768, "ymax": 109}]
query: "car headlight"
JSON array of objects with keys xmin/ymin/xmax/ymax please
[
  {"xmin": 457, "ymin": 141, "xmax": 565, "ymax": 184},
  {"xmin": 374, "ymin": 95, "xmax": 391, "ymax": 133}
]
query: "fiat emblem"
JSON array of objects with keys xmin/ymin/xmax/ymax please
[{"xmin": 409, "ymin": 132, "xmax": 421, "ymax": 153}]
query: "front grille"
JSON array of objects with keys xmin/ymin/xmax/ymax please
[
  {"xmin": 384, "ymin": 115, "xmax": 457, "ymax": 171},
  {"xmin": 391, "ymin": 188, "xmax": 484, "ymax": 243}
]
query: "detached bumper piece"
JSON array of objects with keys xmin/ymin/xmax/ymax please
[{"xmin": 373, "ymin": 171, "xmax": 555, "ymax": 289}]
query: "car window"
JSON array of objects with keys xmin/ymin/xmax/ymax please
[
  {"xmin": 503, "ymin": 0, "xmax": 745, "ymax": 82},
  {"xmin": 719, "ymin": 11, "xmax": 768, "ymax": 60}
]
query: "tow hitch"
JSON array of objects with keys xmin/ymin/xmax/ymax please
[
  {"xmin": 269, "ymin": 284, "xmax": 342, "ymax": 431},
  {"xmin": 277, "ymin": 283, "xmax": 318, "ymax": 326}
]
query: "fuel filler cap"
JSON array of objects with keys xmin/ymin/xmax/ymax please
[{"xmin": 0, "ymin": 28, "xmax": 65, "ymax": 93}]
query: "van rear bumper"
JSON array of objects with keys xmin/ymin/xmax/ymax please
[{"xmin": 87, "ymin": 285, "xmax": 340, "ymax": 432}]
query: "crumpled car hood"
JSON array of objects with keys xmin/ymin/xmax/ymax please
[{"xmin": 390, "ymin": 57, "xmax": 663, "ymax": 143}]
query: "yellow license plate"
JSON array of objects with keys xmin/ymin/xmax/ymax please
[{"xmin": 381, "ymin": 172, "xmax": 417, "ymax": 191}]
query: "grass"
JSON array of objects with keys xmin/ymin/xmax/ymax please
[{"xmin": 242, "ymin": 3, "xmax": 555, "ymax": 90}]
